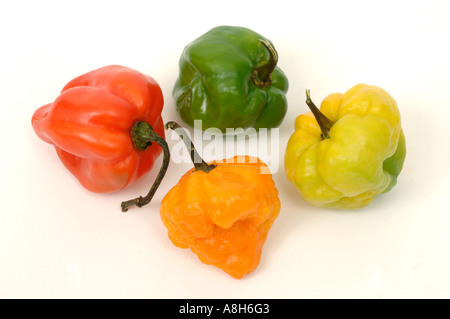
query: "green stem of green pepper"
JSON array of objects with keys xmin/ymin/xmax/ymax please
[
  {"xmin": 165, "ymin": 121, "xmax": 216, "ymax": 173},
  {"xmin": 305, "ymin": 89, "xmax": 335, "ymax": 139},
  {"xmin": 252, "ymin": 39, "xmax": 278, "ymax": 88},
  {"xmin": 121, "ymin": 121, "xmax": 170, "ymax": 212}
]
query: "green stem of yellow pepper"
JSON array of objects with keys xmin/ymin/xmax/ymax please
[{"xmin": 305, "ymin": 89, "xmax": 335, "ymax": 139}]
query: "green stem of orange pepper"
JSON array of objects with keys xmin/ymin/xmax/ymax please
[{"xmin": 165, "ymin": 121, "xmax": 216, "ymax": 173}]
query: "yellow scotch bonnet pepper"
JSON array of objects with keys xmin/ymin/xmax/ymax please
[{"xmin": 285, "ymin": 84, "xmax": 406, "ymax": 209}]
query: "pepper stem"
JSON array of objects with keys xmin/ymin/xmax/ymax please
[
  {"xmin": 165, "ymin": 121, "xmax": 216, "ymax": 173},
  {"xmin": 305, "ymin": 89, "xmax": 334, "ymax": 139},
  {"xmin": 121, "ymin": 121, "xmax": 170, "ymax": 212},
  {"xmin": 252, "ymin": 39, "xmax": 278, "ymax": 88}
]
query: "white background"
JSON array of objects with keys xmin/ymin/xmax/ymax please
[{"xmin": 1, "ymin": 0, "xmax": 449, "ymax": 299}]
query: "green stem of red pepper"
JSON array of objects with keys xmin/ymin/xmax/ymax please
[
  {"xmin": 165, "ymin": 121, "xmax": 216, "ymax": 173},
  {"xmin": 305, "ymin": 89, "xmax": 335, "ymax": 139},
  {"xmin": 121, "ymin": 121, "xmax": 170, "ymax": 212},
  {"xmin": 252, "ymin": 39, "xmax": 278, "ymax": 88}
]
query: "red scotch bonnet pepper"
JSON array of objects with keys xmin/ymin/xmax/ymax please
[{"xmin": 31, "ymin": 65, "xmax": 169, "ymax": 199}]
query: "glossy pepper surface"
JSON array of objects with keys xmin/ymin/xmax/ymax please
[
  {"xmin": 285, "ymin": 84, "xmax": 406, "ymax": 209},
  {"xmin": 160, "ymin": 122, "xmax": 280, "ymax": 279},
  {"xmin": 32, "ymin": 65, "xmax": 167, "ymax": 194},
  {"xmin": 173, "ymin": 25, "xmax": 289, "ymax": 132}
]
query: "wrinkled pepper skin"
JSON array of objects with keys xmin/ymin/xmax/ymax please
[
  {"xmin": 160, "ymin": 155, "xmax": 280, "ymax": 279},
  {"xmin": 285, "ymin": 84, "xmax": 406, "ymax": 209},
  {"xmin": 32, "ymin": 65, "xmax": 165, "ymax": 193},
  {"xmin": 173, "ymin": 25, "xmax": 289, "ymax": 132}
]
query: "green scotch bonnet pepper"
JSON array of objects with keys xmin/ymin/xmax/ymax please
[{"xmin": 173, "ymin": 25, "xmax": 289, "ymax": 132}]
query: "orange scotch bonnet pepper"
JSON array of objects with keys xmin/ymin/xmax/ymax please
[
  {"xmin": 157, "ymin": 122, "xmax": 280, "ymax": 279},
  {"xmin": 32, "ymin": 65, "xmax": 169, "ymax": 201}
]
